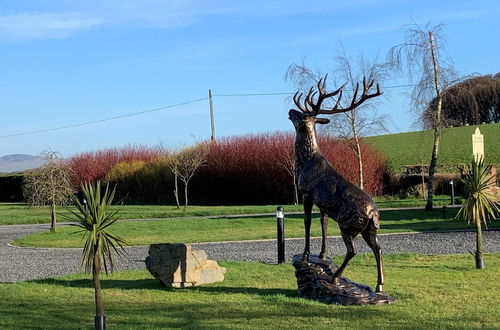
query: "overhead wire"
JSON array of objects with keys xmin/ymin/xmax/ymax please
[
  {"xmin": 0, "ymin": 97, "xmax": 208, "ymax": 139},
  {"xmin": 0, "ymin": 83, "xmax": 414, "ymax": 139}
]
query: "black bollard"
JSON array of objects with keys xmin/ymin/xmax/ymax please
[
  {"xmin": 95, "ymin": 315, "xmax": 106, "ymax": 330},
  {"xmin": 276, "ymin": 206, "xmax": 285, "ymax": 264},
  {"xmin": 450, "ymin": 180, "xmax": 455, "ymax": 205}
]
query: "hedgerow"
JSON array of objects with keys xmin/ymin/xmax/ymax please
[
  {"xmin": 67, "ymin": 145, "xmax": 161, "ymax": 186},
  {"xmin": 66, "ymin": 133, "xmax": 388, "ymax": 205}
]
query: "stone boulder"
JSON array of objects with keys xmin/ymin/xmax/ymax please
[
  {"xmin": 292, "ymin": 254, "xmax": 395, "ymax": 305},
  {"xmin": 145, "ymin": 243, "xmax": 226, "ymax": 288}
]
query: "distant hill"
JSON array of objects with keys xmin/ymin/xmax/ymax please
[
  {"xmin": 364, "ymin": 123, "xmax": 500, "ymax": 173},
  {"xmin": 0, "ymin": 154, "xmax": 45, "ymax": 173}
]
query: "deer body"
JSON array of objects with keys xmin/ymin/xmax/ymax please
[
  {"xmin": 289, "ymin": 76, "xmax": 384, "ymax": 292},
  {"xmin": 297, "ymin": 154, "xmax": 379, "ymax": 232}
]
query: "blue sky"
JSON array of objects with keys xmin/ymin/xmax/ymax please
[{"xmin": 0, "ymin": 0, "xmax": 498, "ymax": 156}]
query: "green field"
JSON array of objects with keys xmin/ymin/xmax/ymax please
[
  {"xmin": 364, "ymin": 123, "xmax": 500, "ymax": 173},
  {"xmin": 0, "ymin": 196, "xmax": 457, "ymax": 226},
  {"xmin": 0, "ymin": 203, "xmax": 304, "ymax": 225},
  {"xmin": 15, "ymin": 208, "xmax": 498, "ymax": 248},
  {"xmin": 0, "ymin": 254, "xmax": 499, "ymax": 329}
]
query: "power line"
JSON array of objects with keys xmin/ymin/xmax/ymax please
[
  {"xmin": 214, "ymin": 92, "xmax": 295, "ymax": 97},
  {"xmin": 1, "ymin": 84, "xmax": 415, "ymax": 139},
  {"xmin": 0, "ymin": 97, "xmax": 208, "ymax": 139},
  {"xmin": 213, "ymin": 84, "xmax": 413, "ymax": 97},
  {"xmin": 383, "ymin": 84, "xmax": 414, "ymax": 89}
]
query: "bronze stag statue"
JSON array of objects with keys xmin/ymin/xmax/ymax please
[{"xmin": 289, "ymin": 76, "xmax": 385, "ymax": 292}]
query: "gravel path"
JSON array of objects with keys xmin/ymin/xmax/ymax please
[{"xmin": 1, "ymin": 223, "xmax": 499, "ymax": 283}]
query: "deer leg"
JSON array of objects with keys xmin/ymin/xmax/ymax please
[
  {"xmin": 319, "ymin": 211, "xmax": 328, "ymax": 259},
  {"xmin": 332, "ymin": 232, "xmax": 356, "ymax": 285},
  {"xmin": 301, "ymin": 195, "xmax": 313, "ymax": 261},
  {"xmin": 362, "ymin": 225, "xmax": 384, "ymax": 292}
]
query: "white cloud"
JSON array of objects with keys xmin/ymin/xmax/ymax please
[
  {"xmin": 0, "ymin": 12, "xmax": 103, "ymax": 40},
  {"xmin": 1, "ymin": 1, "xmax": 495, "ymax": 41}
]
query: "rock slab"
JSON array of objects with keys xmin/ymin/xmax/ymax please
[
  {"xmin": 292, "ymin": 254, "xmax": 395, "ymax": 305},
  {"xmin": 146, "ymin": 243, "xmax": 226, "ymax": 287}
]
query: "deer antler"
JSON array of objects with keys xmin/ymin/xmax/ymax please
[{"xmin": 293, "ymin": 74, "xmax": 382, "ymax": 115}]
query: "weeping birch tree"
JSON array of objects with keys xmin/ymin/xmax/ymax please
[{"xmin": 388, "ymin": 23, "xmax": 457, "ymax": 210}]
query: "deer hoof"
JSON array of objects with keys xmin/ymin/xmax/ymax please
[
  {"xmin": 301, "ymin": 252, "xmax": 309, "ymax": 261},
  {"xmin": 332, "ymin": 277, "xmax": 340, "ymax": 286},
  {"xmin": 319, "ymin": 252, "xmax": 326, "ymax": 259},
  {"xmin": 376, "ymin": 284, "xmax": 383, "ymax": 293}
]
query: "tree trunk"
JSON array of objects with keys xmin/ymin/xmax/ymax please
[
  {"xmin": 425, "ymin": 31, "xmax": 443, "ymax": 211},
  {"xmin": 183, "ymin": 181, "xmax": 189, "ymax": 213},
  {"xmin": 293, "ymin": 171, "xmax": 299, "ymax": 205},
  {"xmin": 173, "ymin": 173, "xmax": 180, "ymax": 209},
  {"xmin": 93, "ymin": 251, "xmax": 105, "ymax": 327},
  {"xmin": 425, "ymin": 125, "xmax": 441, "ymax": 211},
  {"xmin": 50, "ymin": 201, "xmax": 57, "ymax": 232},
  {"xmin": 475, "ymin": 220, "xmax": 485, "ymax": 269},
  {"xmin": 354, "ymin": 136, "xmax": 364, "ymax": 190}
]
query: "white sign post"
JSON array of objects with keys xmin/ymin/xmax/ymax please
[{"xmin": 472, "ymin": 127, "xmax": 484, "ymax": 161}]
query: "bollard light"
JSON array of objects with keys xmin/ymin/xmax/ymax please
[
  {"xmin": 276, "ymin": 206, "xmax": 284, "ymax": 219},
  {"xmin": 449, "ymin": 180, "xmax": 455, "ymax": 205},
  {"xmin": 276, "ymin": 206, "xmax": 285, "ymax": 264}
]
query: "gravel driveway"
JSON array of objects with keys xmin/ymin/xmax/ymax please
[{"xmin": 1, "ymin": 223, "xmax": 499, "ymax": 283}]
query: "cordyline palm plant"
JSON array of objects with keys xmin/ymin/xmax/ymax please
[
  {"xmin": 456, "ymin": 157, "xmax": 499, "ymax": 269},
  {"xmin": 70, "ymin": 181, "xmax": 128, "ymax": 330}
]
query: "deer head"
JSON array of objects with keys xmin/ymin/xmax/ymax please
[{"xmin": 288, "ymin": 74, "xmax": 382, "ymax": 130}]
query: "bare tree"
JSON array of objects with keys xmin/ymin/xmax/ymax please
[
  {"xmin": 277, "ymin": 145, "xmax": 299, "ymax": 205},
  {"xmin": 168, "ymin": 144, "xmax": 207, "ymax": 212},
  {"xmin": 286, "ymin": 49, "xmax": 390, "ymax": 190},
  {"xmin": 388, "ymin": 22, "xmax": 458, "ymax": 210},
  {"xmin": 172, "ymin": 169, "xmax": 181, "ymax": 209},
  {"xmin": 23, "ymin": 151, "xmax": 74, "ymax": 231},
  {"xmin": 156, "ymin": 141, "xmax": 180, "ymax": 208}
]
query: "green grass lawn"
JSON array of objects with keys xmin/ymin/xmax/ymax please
[
  {"xmin": 0, "ymin": 203, "xmax": 304, "ymax": 225},
  {"xmin": 0, "ymin": 254, "xmax": 499, "ymax": 329},
  {"xmin": 0, "ymin": 196, "xmax": 457, "ymax": 226},
  {"xmin": 364, "ymin": 122, "xmax": 500, "ymax": 172},
  {"xmin": 15, "ymin": 208, "xmax": 498, "ymax": 248}
]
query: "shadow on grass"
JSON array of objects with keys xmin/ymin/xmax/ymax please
[
  {"xmin": 31, "ymin": 277, "xmax": 297, "ymax": 297},
  {"xmin": 31, "ymin": 277, "xmax": 160, "ymax": 290}
]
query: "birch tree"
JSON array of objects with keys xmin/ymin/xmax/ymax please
[{"xmin": 388, "ymin": 23, "xmax": 457, "ymax": 210}]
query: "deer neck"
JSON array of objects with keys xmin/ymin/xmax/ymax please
[{"xmin": 295, "ymin": 122, "xmax": 320, "ymax": 170}]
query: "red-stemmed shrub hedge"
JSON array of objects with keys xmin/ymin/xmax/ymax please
[
  {"xmin": 66, "ymin": 133, "xmax": 387, "ymax": 205},
  {"xmin": 189, "ymin": 132, "xmax": 387, "ymax": 205},
  {"xmin": 67, "ymin": 145, "xmax": 161, "ymax": 187}
]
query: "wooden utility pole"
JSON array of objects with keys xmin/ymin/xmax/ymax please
[{"xmin": 208, "ymin": 90, "xmax": 215, "ymax": 142}]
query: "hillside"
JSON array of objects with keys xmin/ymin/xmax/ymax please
[
  {"xmin": 0, "ymin": 154, "xmax": 44, "ymax": 173},
  {"xmin": 364, "ymin": 123, "xmax": 500, "ymax": 173}
]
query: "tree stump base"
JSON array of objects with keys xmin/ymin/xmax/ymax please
[{"xmin": 292, "ymin": 254, "xmax": 395, "ymax": 305}]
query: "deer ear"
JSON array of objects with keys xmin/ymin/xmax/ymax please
[{"xmin": 316, "ymin": 118, "xmax": 330, "ymax": 125}]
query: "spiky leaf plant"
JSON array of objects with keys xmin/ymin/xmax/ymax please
[
  {"xmin": 70, "ymin": 181, "xmax": 128, "ymax": 329},
  {"xmin": 456, "ymin": 157, "xmax": 499, "ymax": 269}
]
